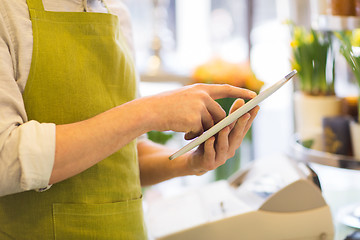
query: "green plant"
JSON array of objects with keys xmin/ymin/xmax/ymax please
[
  {"xmin": 214, "ymin": 98, "xmax": 253, "ymax": 180},
  {"xmin": 287, "ymin": 21, "xmax": 335, "ymax": 95},
  {"xmin": 336, "ymin": 30, "xmax": 360, "ymax": 122},
  {"xmin": 147, "ymin": 131, "xmax": 174, "ymax": 145}
]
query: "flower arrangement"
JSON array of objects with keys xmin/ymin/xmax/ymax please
[
  {"xmin": 336, "ymin": 30, "xmax": 360, "ymax": 81},
  {"xmin": 287, "ymin": 21, "xmax": 335, "ymax": 96},
  {"xmin": 192, "ymin": 57, "xmax": 264, "ymax": 93}
]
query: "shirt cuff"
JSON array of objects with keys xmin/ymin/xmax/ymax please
[
  {"xmin": 35, "ymin": 184, "xmax": 52, "ymax": 192},
  {"xmin": 18, "ymin": 121, "xmax": 55, "ymax": 191}
]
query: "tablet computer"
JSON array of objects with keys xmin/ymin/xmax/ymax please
[{"xmin": 169, "ymin": 70, "xmax": 297, "ymax": 160}]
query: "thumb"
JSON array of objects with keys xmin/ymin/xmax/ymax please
[{"xmin": 229, "ymin": 99, "xmax": 245, "ymax": 130}]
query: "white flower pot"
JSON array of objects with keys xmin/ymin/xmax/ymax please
[
  {"xmin": 350, "ymin": 121, "xmax": 360, "ymax": 160},
  {"xmin": 294, "ymin": 92, "xmax": 342, "ymax": 150}
]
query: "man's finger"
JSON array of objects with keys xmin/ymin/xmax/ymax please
[{"xmin": 204, "ymin": 84, "xmax": 257, "ymax": 100}]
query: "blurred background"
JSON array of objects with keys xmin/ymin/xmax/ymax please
[{"xmin": 124, "ymin": 1, "xmax": 360, "ymax": 238}]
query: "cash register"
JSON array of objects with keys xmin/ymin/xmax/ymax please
[{"xmin": 145, "ymin": 154, "xmax": 334, "ymax": 240}]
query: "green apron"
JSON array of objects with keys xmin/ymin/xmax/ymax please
[{"xmin": 0, "ymin": 0, "xmax": 147, "ymax": 239}]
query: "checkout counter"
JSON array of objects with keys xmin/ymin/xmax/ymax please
[{"xmin": 145, "ymin": 155, "xmax": 334, "ymax": 240}]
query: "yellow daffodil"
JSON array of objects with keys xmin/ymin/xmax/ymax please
[
  {"xmin": 290, "ymin": 40, "xmax": 298, "ymax": 48},
  {"xmin": 305, "ymin": 33, "xmax": 314, "ymax": 44},
  {"xmin": 293, "ymin": 27, "xmax": 303, "ymax": 41},
  {"xmin": 286, "ymin": 19, "xmax": 334, "ymax": 95},
  {"xmin": 291, "ymin": 62, "xmax": 301, "ymax": 72},
  {"xmin": 351, "ymin": 29, "xmax": 360, "ymax": 47}
]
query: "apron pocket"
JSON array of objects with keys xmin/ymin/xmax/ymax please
[{"xmin": 52, "ymin": 198, "xmax": 147, "ymax": 240}]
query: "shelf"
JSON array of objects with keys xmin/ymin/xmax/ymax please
[
  {"xmin": 140, "ymin": 73, "xmax": 191, "ymax": 85},
  {"xmin": 313, "ymin": 15, "xmax": 360, "ymax": 31},
  {"xmin": 288, "ymin": 135, "xmax": 360, "ymax": 170}
]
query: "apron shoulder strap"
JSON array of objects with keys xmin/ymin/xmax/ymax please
[{"xmin": 26, "ymin": 0, "xmax": 45, "ymax": 11}]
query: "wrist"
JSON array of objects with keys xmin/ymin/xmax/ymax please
[
  {"xmin": 107, "ymin": 101, "xmax": 150, "ymax": 145},
  {"xmin": 129, "ymin": 97, "xmax": 165, "ymax": 132},
  {"xmin": 165, "ymin": 152, "xmax": 196, "ymax": 178},
  {"xmin": 181, "ymin": 152, "xmax": 202, "ymax": 176}
]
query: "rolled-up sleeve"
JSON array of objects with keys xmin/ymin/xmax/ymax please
[
  {"xmin": 0, "ymin": 121, "xmax": 55, "ymax": 196},
  {"xmin": 0, "ymin": 5, "xmax": 55, "ymax": 197}
]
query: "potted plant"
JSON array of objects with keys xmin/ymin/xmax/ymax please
[
  {"xmin": 337, "ymin": 30, "xmax": 360, "ymax": 158},
  {"xmin": 288, "ymin": 22, "xmax": 342, "ymax": 149}
]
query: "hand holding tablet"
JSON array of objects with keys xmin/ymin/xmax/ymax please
[{"xmin": 169, "ymin": 70, "xmax": 297, "ymax": 160}]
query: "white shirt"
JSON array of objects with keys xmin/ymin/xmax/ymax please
[{"xmin": 0, "ymin": 0, "xmax": 135, "ymax": 196}]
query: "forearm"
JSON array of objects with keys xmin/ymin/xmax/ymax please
[
  {"xmin": 137, "ymin": 140, "xmax": 195, "ymax": 186},
  {"xmin": 50, "ymin": 100, "xmax": 151, "ymax": 184}
]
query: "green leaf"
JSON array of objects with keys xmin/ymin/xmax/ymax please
[
  {"xmin": 147, "ymin": 131, "xmax": 175, "ymax": 145},
  {"xmin": 301, "ymin": 139, "xmax": 314, "ymax": 149}
]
